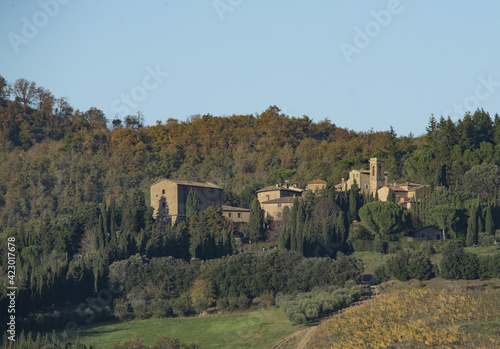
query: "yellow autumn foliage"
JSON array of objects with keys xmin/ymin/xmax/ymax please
[{"xmin": 312, "ymin": 288, "xmax": 500, "ymax": 349}]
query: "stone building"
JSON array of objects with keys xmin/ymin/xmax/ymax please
[
  {"xmin": 306, "ymin": 179, "xmax": 327, "ymax": 192},
  {"xmin": 150, "ymin": 179, "xmax": 223, "ymax": 224},
  {"xmin": 345, "ymin": 158, "xmax": 388, "ymax": 195},
  {"xmin": 260, "ymin": 196, "xmax": 297, "ymax": 221},
  {"xmin": 257, "ymin": 183, "xmax": 304, "ymax": 221},
  {"xmin": 222, "ymin": 205, "xmax": 250, "ymax": 223},
  {"xmin": 377, "ymin": 182, "xmax": 429, "ymax": 209},
  {"xmin": 409, "ymin": 226, "xmax": 444, "ymax": 240}
]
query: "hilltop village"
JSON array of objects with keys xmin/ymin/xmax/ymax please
[{"xmin": 150, "ymin": 157, "xmax": 429, "ymax": 232}]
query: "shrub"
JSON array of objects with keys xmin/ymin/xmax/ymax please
[
  {"xmin": 193, "ymin": 298, "xmax": 209, "ymax": 314},
  {"xmin": 292, "ymin": 312, "xmax": 307, "ymax": 324},
  {"xmin": 479, "ymin": 233, "xmax": 495, "ymax": 247},
  {"xmin": 461, "ymin": 252, "xmax": 479, "ymax": 280},
  {"xmin": 373, "ymin": 240, "xmax": 387, "ymax": 254},
  {"xmin": 114, "ymin": 299, "xmax": 131, "ymax": 321},
  {"xmin": 440, "ymin": 241, "xmax": 465, "ymax": 280},
  {"xmin": 420, "ymin": 242, "xmax": 435, "ymax": 255},
  {"xmin": 374, "ymin": 265, "xmax": 389, "ymax": 283},
  {"xmin": 384, "ymin": 250, "xmax": 433, "ymax": 281},
  {"xmin": 490, "ymin": 252, "xmax": 500, "ymax": 278},
  {"xmin": 237, "ymin": 295, "xmax": 251, "ymax": 309},
  {"xmin": 151, "ymin": 299, "xmax": 172, "ymax": 318},
  {"xmin": 171, "ymin": 296, "xmax": 190, "ymax": 317}
]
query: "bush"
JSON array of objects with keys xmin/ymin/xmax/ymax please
[
  {"xmin": 374, "ymin": 265, "xmax": 388, "ymax": 283},
  {"xmin": 114, "ymin": 299, "xmax": 131, "ymax": 321},
  {"xmin": 373, "ymin": 240, "xmax": 387, "ymax": 254},
  {"xmin": 237, "ymin": 295, "xmax": 251, "ymax": 309},
  {"xmin": 151, "ymin": 299, "xmax": 172, "ymax": 318},
  {"xmin": 216, "ymin": 297, "xmax": 229, "ymax": 310},
  {"xmin": 130, "ymin": 297, "xmax": 148, "ymax": 319},
  {"xmin": 461, "ymin": 252, "xmax": 479, "ymax": 280},
  {"xmin": 292, "ymin": 312, "xmax": 307, "ymax": 324},
  {"xmin": 420, "ymin": 242, "xmax": 435, "ymax": 255},
  {"xmin": 440, "ymin": 241, "xmax": 465, "ymax": 280},
  {"xmin": 171, "ymin": 297, "xmax": 190, "ymax": 317},
  {"xmin": 384, "ymin": 250, "xmax": 433, "ymax": 281},
  {"xmin": 479, "ymin": 233, "xmax": 495, "ymax": 247},
  {"xmin": 193, "ymin": 298, "xmax": 209, "ymax": 314}
]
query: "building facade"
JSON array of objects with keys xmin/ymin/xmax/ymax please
[
  {"xmin": 306, "ymin": 179, "xmax": 327, "ymax": 192},
  {"xmin": 377, "ymin": 182, "xmax": 429, "ymax": 209},
  {"xmin": 150, "ymin": 179, "xmax": 223, "ymax": 224},
  {"xmin": 345, "ymin": 158, "xmax": 388, "ymax": 195},
  {"xmin": 257, "ymin": 183, "xmax": 304, "ymax": 221},
  {"xmin": 222, "ymin": 205, "xmax": 250, "ymax": 223}
]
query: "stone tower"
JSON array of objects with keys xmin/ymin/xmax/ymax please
[{"xmin": 369, "ymin": 157, "xmax": 386, "ymax": 194}]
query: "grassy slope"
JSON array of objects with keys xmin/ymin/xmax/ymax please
[{"xmin": 71, "ymin": 308, "xmax": 299, "ymax": 349}]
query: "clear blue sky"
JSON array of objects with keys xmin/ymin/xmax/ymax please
[{"xmin": 1, "ymin": 0, "xmax": 499, "ymax": 136}]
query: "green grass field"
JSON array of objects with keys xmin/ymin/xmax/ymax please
[
  {"xmin": 351, "ymin": 251, "xmax": 388, "ymax": 274},
  {"xmin": 70, "ymin": 308, "xmax": 299, "ymax": 349}
]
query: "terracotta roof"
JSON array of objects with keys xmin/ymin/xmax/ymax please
[
  {"xmin": 261, "ymin": 197, "xmax": 300, "ymax": 204},
  {"xmin": 222, "ymin": 205, "xmax": 250, "ymax": 212},
  {"xmin": 152, "ymin": 179, "xmax": 222, "ymax": 189},
  {"xmin": 256, "ymin": 185, "xmax": 304, "ymax": 193},
  {"xmin": 307, "ymin": 179, "xmax": 327, "ymax": 184}
]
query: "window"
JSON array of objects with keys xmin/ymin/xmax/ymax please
[
  {"xmin": 278, "ymin": 203, "xmax": 282, "ymax": 207},
  {"xmin": 228, "ymin": 212, "xmax": 232, "ymax": 218},
  {"xmin": 372, "ymin": 166, "xmax": 375, "ymax": 176},
  {"xmin": 436, "ymin": 235, "xmax": 441, "ymax": 240},
  {"xmin": 365, "ymin": 184, "xmax": 368, "ymax": 189},
  {"xmin": 162, "ymin": 189, "xmax": 165, "ymax": 194},
  {"xmin": 237, "ymin": 213, "xmax": 241, "ymax": 218}
]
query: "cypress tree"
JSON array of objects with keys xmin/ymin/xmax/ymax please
[
  {"xmin": 466, "ymin": 204, "xmax": 478, "ymax": 246},
  {"xmin": 248, "ymin": 198, "xmax": 264, "ymax": 242},
  {"xmin": 109, "ymin": 197, "xmax": 117, "ymax": 243},
  {"xmin": 386, "ymin": 188, "xmax": 395, "ymax": 203},
  {"xmin": 485, "ymin": 204, "xmax": 494, "ymax": 235},
  {"xmin": 186, "ymin": 189, "xmax": 198, "ymax": 222},
  {"xmin": 349, "ymin": 187, "xmax": 358, "ymax": 222}
]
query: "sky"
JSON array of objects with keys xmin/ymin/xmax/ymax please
[{"xmin": 1, "ymin": 0, "xmax": 500, "ymax": 136}]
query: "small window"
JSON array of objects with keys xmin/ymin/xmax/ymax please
[
  {"xmin": 365, "ymin": 184, "xmax": 368, "ymax": 189},
  {"xmin": 162, "ymin": 189, "xmax": 165, "ymax": 194},
  {"xmin": 228, "ymin": 212, "xmax": 231, "ymax": 218},
  {"xmin": 436, "ymin": 235, "xmax": 441, "ymax": 240},
  {"xmin": 278, "ymin": 203, "xmax": 282, "ymax": 208},
  {"xmin": 237, "ymin": 213, "xmax": 241, "ymax": 218}
]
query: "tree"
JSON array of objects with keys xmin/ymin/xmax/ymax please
[
  {"xmin": 386, "ymin": 188, "xmax": 395, "ymax": 203},
  {"xmin": 348, "ymin": 181, "xmax": 359, "ymax": 222},
  {"xmin": 186, "ymin": 189, "xmax": 198, "ymax": 222},
  {"xmin": 463, "ymin": 164, "xmax": 500, "ymax": 200},
  {"xmin": 440, "ymin": 241, "xmax": 464, "ymax": 280},
  {"xmin": 485, "ymin": 204, "xmax": 494, "ymax": 235},
  {"xmin": 10, "ymin": 78, "xmax": 38, "ymax": 106},
  {"xmin": 427, "ymin": 205, "xmax": 457, "ymax": 239},
  {"xmin": 248, "ymin": 198, "xmax": 264, "ymax": 242},
  {"xmin": 466, "ymin": 203, "xmax": 479, "ymax": 247},
  {"xmin": 358, "ymin": 201, "xmax": 411, "ymax": 240}
]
